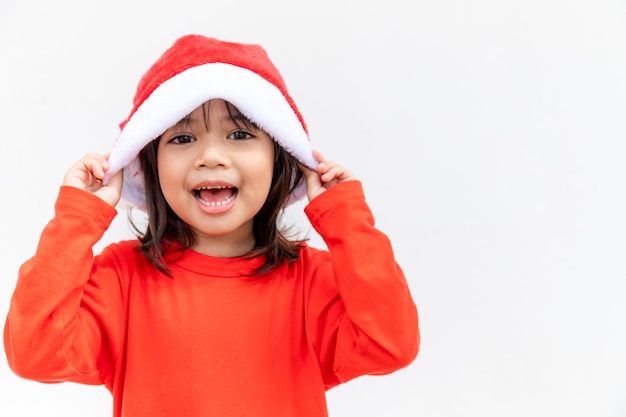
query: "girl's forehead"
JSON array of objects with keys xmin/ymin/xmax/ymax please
[
  {"xmin": 170, "ymin": 99, "xmax": 256, "ymax": 132},
  {"xmin": 179, "ymin": 100, "xmax": 229, "ymax": 121}
]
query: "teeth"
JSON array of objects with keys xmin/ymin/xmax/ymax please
[
  {"xmin": 196, "ymin": 193, "xmax": 236, "ymax": 207},
  {"xmin": 194, "ymin": 185, "xmax": 236, "ymax": 207},
  {"xmin": 195, "ymin": 185, "xmax": 230, "ymax": 190}
]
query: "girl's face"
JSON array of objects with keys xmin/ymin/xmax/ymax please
[{"xmin": 157, "ymin": 99, "xmax": 275, "ymax": 257}]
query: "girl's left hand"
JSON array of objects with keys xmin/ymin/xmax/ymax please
[{"xmin": 301, "ymin": 149, "xmax": 358, "ymax": 201}]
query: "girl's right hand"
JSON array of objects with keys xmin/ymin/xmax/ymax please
[{"xmin": 63, "ymin": 153, "xmax": 123, "ymax": 207}]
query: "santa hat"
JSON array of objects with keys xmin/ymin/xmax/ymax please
[{"xmin": 103, "ymin": 34, "xmax": 316, "ymax": 211}]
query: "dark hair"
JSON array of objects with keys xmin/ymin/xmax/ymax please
[{"xmin": 133, "ymin": 101, "xmax": 307, "ymax": 276}]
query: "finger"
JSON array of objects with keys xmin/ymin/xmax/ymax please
[
  {"xmin": 313, "ymin": 150, "xmax": 334, "ymax": 172},
  {"xmin": 298, "ymin": 162, "xmax": 323, "ymax": 201},
  {"xmin": 107, "ymin": 167, "xmax": 124, "ymax": 192},
  {"xmin": 64, "ymin": 154, "xmax": 109, "ymax": 189},
  {"xmin": 94, "ymin": 168, "xmax": 124, "ymax": 207},
  {"xmin": 301, "ymin": 163, "xmax": 321, "ymax": 186},
  {"xmin": 312, "ymin": 149, "xmax": 325, "ymax": 164},
  {"xmin": 83, "ymin": 154, "xmax": 109, "ymax": 180},
  {"xmin": 298, "ymin": 162, "xmax": 315, "ymax": 176},
  {"xmin": 317, "ymin": 160, "xmax": 340, "ymax": 178}
]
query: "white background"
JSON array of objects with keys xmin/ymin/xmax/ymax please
[{"xmin": 1, "ymin": 0, "xmax": 626, "ymax": 416}]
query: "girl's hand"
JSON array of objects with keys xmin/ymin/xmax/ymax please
[
  {"xmin": 63, "ymin": 153, "xmax": 123, "ymax": 207},
  {"xmin": 301, "ymin": 149, "xmax": 358, "ymax": 201}
]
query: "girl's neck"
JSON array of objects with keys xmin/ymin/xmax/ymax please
[{"xmin": 191, "ymin": 234, "xmax": 256, "ymax": 258}]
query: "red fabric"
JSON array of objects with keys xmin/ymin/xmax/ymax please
[
  {"xmin": 120, "ymin": 34, "xmax": 307, "ymax": 134},
  {"xmin": 4, "ymin": 182, "xmax": 419, "ymax": 417}
]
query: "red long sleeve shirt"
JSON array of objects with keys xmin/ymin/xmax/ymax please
[{"xmin": 4, "ymin": 181, "xmax": 419, "ymax": 417}]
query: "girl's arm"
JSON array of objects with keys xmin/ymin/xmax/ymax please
[
  {"xmin": 3, "ymin": 155, "xmax": 124, "ymax": 385},
  {"xmin": 301, "ymin": 152, "xmax": 420, "ymax": 388}
]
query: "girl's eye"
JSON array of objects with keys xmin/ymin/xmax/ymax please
[
  {"xmin": 228, "ymin": 130, "xmax": 253, "ymax": 141},
  {"xmin": 169, "ymin": 134, "xmax": 195, "ymax": 144}
]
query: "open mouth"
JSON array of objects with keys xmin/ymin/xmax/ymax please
[{"xmin": 193, "ymin": 186, "xmax": 238, "ymax": 207}]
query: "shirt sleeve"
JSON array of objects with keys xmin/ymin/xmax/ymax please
[
  {"xmin": 3, "ymin": 186, "xmax": 124, "ymax": 387},
  {"xmin": 303, "ymin": 181, "xmax": 419, "ymax": 389}
]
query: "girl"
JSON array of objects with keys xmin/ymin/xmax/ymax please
[{"xmin": 4, "ymin": 34, "xmax": 419, "ymax": 417}]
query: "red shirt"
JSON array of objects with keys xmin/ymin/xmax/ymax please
[{"xmin": 5, "ymin": 181, "xmax": 419, "ymax": 417}]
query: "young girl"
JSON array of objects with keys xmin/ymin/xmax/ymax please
[{"xmin": 4, "ymin": 34, "xmax": 419, "ymax": 417}]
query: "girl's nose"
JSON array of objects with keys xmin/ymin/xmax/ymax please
[{"xmin": 194, "ymin": 136, "xmax": 230, "ymax": 169}]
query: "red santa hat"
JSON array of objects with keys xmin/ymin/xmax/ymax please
[{"xmin": 104, "ymin": 34, "xmax": 316, "ymax": 210}]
